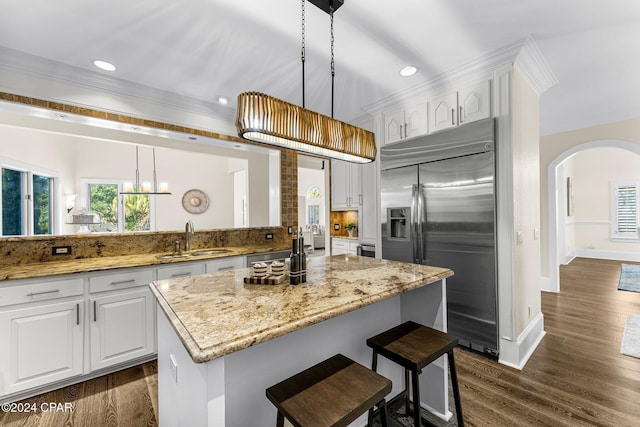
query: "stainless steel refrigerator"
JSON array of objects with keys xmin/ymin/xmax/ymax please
[{"xmin": 381, "ymin": 118, "xmax": 498, "ymax": 357}]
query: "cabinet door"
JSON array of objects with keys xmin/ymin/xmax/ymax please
[
  {"xmin": 383, "ymin": 108, "xmax": 405, "ymax": 145},
  {"xmin": 428, "ymin": 92, "xmax": 458, "ymax": 133},
  {"xmin": 349, "ymin": 163, "xmax": 362, "ymax": 207},
  {"xmin": 90, "ymin": 288, "xmax": 155, "ymax": 371},
  {"xmin": 331, "ymin": 160, "xmax": 350, "ymax": 209},
  {"xmin": 360, "ymin": 161, "xmax": 377, "ymax": 244},
  {"xmin": 0, "ymin": 299, "xmax": 83, "ymax": 395},
  {"xmin": 404, "ymin": 102, "xmax": 428, "ymax": 139},
  {"xmin": 459, "ymin": 80, "xmax": 491, "ymax": 125}
]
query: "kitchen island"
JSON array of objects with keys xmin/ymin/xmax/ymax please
[{"xmin": 150, "ymin": 255, "xmax": 453, "ymax": 426}]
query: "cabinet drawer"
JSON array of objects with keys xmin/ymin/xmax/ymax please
[
  {"xmin": 0, "ymin": 278, "xmax": 84, "ymax": 307},
  {"xmin": 332, "ymin": 239, "xmax": 350, "ymax": 250},
  {"xmin": 205, "ymin": 257, "xmax": 244, "ymax": 273},
  {"xmin": 89, "ymin": 269, "xmax": 154, "ymax": 294},
  {"xmin": 157, "ymin": 263, "xmax": 204, "ymax": 280}
]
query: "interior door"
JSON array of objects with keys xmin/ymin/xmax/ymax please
[{"xmin": 419, "ymin": 151, "xmax": 498, "ymax": 353}]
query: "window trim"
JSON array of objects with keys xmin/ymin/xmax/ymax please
[
  {"xmin": 611, "ymin": 180, "xmax": 639, "ymax": 240},
  {"xmin": 0, "ymin": 158, "xmax": 59, "ymax": 236},
  {"xmin": 81, "ymin": 178, "xmax": 157, "ymax": 233}
]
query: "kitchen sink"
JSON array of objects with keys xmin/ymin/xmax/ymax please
[
  {"xmin": 156, "ymin": 249, "xmax": 230, "ymax": 259},
  {"xmin": 156, "ymin": 253, "xmax": 191, "ymax": 259},
  {"xmin": 188, "ymin": 249, "xmax": 230, "ymax": 256}
]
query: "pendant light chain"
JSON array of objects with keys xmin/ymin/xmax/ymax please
[
  {"xmin": 330, "ymin": 2, "xmax": 335, "ymax": 118},
  {"xmin": 301, "ymin": 0, "xmax": 306, "ymax": 108}
]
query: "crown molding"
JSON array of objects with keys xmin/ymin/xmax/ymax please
[
  {"xmin": 361, "ymin": 36, "xmax": 558, "ymax": 115},
  {"xmin": 0, "ymin": 46, "xmax": 236, "ymax": 124}
]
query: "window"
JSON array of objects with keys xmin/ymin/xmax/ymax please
[
  {"xmin": 1, "ymin": 163, "xmax": 56, "ymax": 236},
  {"xmin": 83, "ymin": 180, "xmax": 155, "ymax": 233},
  {"xmin": 308, "ymin": 205, "xmax": 319, "ymax": 225},
  {"xmin": 306, "ymin": 186, "xmax": 321, "ymax": 225},
  {"xmin": 612, "ymin": 181, "xmax": 639, "ymax": 239}
]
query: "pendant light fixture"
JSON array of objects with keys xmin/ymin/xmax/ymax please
[
  {"xmin": 120, "ymin": 146, "xmax": 171, "ymax": 195},
  {"xmin": 236, "ymin": 0, "xmax": 376, "ymax": 164}
]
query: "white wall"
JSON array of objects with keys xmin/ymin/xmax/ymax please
[
  {"xmin": 0, "ymin": 123, "xmax": 274, "ymax": 233},
  {"xmin": 569, "ymin": 147, "xmax": 640, "ymax": 254}
]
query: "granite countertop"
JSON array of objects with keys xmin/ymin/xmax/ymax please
[
  {"xmin": 0, "ymin": 245, "xmax": 289, "ymax": 281},
  {"xmin": 151, "ymin": 254, "xmax": 453, "ymax": 363}
]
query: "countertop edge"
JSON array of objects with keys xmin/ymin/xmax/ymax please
[{"xmin": 155, "ymin": 267, "xmax": 453, "ymax": 364}]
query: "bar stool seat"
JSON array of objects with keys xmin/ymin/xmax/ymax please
[
  {"xmin": 266, "ymin": 353, "xmax": 392, "ymax": 427},
  {"xmin": 366, "ymin": 321, "xmax": 464, "ymax": 426}
]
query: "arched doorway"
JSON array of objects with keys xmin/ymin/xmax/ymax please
[{"xmin": 546, "ymin": 139, "xmax": 640, "ymax": 292}]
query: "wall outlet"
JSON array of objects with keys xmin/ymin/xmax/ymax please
[
  {"xmin": 287, "ymin": 226, "xmax": 293, "ymax": 234},
  {"xmin": 265, "ymin": 233, "xmax": 274, "ymax": 240},
  {"xmin": 334, "ymin": 224, "xmax": 340, "ymax": 231},
  {"xmin": 52, "ymin": 246, "xmax": 72, "ymax": 255},
  {"xmin": 169, "ymin": 354, "xmax": 178, "ymax": 384},
  {"xmin": 516, "ymin": 231, "xmax": 523, "ymax": 245}
]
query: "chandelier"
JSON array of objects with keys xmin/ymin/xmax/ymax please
[{"xmin": 236, "ymin": 0, "xmax": 376, "ymax": 164}]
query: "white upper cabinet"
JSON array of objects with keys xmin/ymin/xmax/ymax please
[
  {"xmin": 383, "ymin": 102, "xmax": 428, "ymax": 145},
  {"xmin": 331, "ymin": 160, "xmax": 362, "ymax": 210},
  {"xmin": 429, "ymin": 80, "xmax": 491, "ymax": 133}
]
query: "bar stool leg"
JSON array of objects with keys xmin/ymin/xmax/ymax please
[
  {"xmin": 411, "ymin": 369, "xmax": 421, "ymax": 426},
  {"xmin": 378, "ymin": 399, "xmax": 389, "ymax": 427},
  {"xmin": 404, "ymin": 368, "xmax": 410, "ymax": 417},
  {"xmin": 368, "ymin": 351, "xmax": 379, "ymax": 426},
  {"xmin": 448, "ymin": 350, "xmax": 464, "ymax": 426},
  {"xmin": 276, "ymin": 410, "xmax": 285, "ymax": 427}
]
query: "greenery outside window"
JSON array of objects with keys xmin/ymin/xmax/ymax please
[
  {"xmin": 1, "ymin": 163, "xmax": 56, "ymax": 236},
  {"xmin": 83, "ymin": 180, "xmax": 155, "ymax": 233},
  {"xmin": 611, "ymin": 181, "xmax": 639, "ymax": 240}
]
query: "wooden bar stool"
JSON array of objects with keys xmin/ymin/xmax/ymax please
[
  {"xmin": 266, "ymin": 353, "xmax": 392, "ymax": 427},
  {"xmin": 366, "ymin": 321, "xmax": 464, "ymax": 426}
]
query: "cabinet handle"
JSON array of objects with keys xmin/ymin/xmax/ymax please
[
  {"xmin": 217, "ymin": 266, "xmax": 234, "ymax": 271},
  {"xmin": 93, "ymin": 300, "xmax": 97, "ymax": 322},
  {"xmin": 170, "ymin": 272, "xmax": 191, "ymax": 278},
  {"xmin": 26, "ymin": 289, "xmax": 60, "ymax": 297},
  {"xmin": 110, "ymin": 279, "xmax": 136, "ymax": 286},
  {"xmin": 459, "ymin": 106, "xmax": 463, "ymax": 123},
  {"xmin": 451, "ymin": 108, "xmax": 455, "ymax": 125},
  {"xmin": 404, "ymin": 123, "xmax": 408, "ymax": 138},
  {"xmin": 399, "ymin": 123, "xmax": 404, "ymax": 139},
  {"xmin": 359, "ymin": 194, "xmax": 363, "ymax": 205},
  {"xmin": 76, "ymin": 303, "xmax": 80, "ymax": 325}
]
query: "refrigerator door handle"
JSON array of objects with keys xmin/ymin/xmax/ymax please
[
  {"xmin": 411, "ymin": 184, "xmax": 420, "ymax": 263},
  {"xmin": 417, "ymin": 185, "xmax": 425, "ymax": 264}
]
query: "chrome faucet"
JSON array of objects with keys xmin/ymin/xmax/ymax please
[{"xmin": 185, "ymin": 220, "xmax": 194, "ymax": 252}]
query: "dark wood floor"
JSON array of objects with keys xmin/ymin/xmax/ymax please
[{"xmin": 2, "ymin": 257, "xmax": 639, "ymax": 426}]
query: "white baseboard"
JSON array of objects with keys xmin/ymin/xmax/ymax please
[
  {"xmin": 573, "ymin": 249, "xmax": 640, "ymax": 262},
  {"xmin": 499, "ymin": 312, "xmax": 546, "ymax": 370},
  {"xmin": 540, "ymin": 276, "xmax": 557, "ymax": 293}
]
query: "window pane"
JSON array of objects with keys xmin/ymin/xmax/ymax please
[
  {"xmin": 308, "ymin": 205, "xmax": 319, "ymax": 225},
  {"xmin": 89, "ymin": 184, "xmax": 118, "ymax": 232},
  {"xmin": 617, "ymin": 185, "xmax": 637, "ymax": 234},
  {"xmin": 33, "ymin": 174, "xmax": 52, "ymax": 235},
  {"xmin": 124, "ymin": 194, "xmax": 150, "ymax": 231},
  {"xmin": 2, "ymin": 168, "xmax": 23, "ymax": 236}
]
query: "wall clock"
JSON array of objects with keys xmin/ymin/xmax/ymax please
[{"xmin": 182, "ymin": 189, "xmax": 209, "ymax": 214}]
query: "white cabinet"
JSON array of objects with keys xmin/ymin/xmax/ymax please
[
  {"xmin": 331, "ymin": 160, "xmax": 362, "ymax": 210},
  {"xmin": 157, "ymin": 262, "xmax": 204, "ymax": 280},
  {"xmin": 0, "ymin": 298, "xmax": 83, "ymax": 395},
  {"xmin": 205, "ymin": 256, "xmax": 245, "ymax": 273},
  {"xmin": 89, "ymin": 287, "xmax": 155, "ymax": 371},
  {"xmin": 384, "ymin": 102, "xmax": 428, "ymax": 145},
  {"xmin": 360, "ymin": 161, "xmax": 378, "ymax": 245},
  {"xmin": 429, "ymin": 80, "xmax": 491, "ymax": 133},
  {"xmin": 331, "ymin": 238, "xmax": 358, "ymax": 255}
]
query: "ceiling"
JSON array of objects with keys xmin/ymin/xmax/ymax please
[{"xmin": 1, "ymin": 0, "xmax": 639, "ymax": 136}]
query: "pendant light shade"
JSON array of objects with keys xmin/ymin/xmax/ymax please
[{"xmin": 236, "ymin": 91, "xmax": 376, "ymax": 163}]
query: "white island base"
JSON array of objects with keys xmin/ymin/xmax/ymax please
[{"xmin": 157, "ymin": 281, "xmax": 451, "ymax": 427}]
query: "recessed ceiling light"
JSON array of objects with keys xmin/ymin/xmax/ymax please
[
  {"xmin": 217, "ymin": 97, "xmax": 229, "ymax": 105},
  {"xmin": 188, "ymin": 136, "xmax": 198, "ymax": 140},
  {"xmin": 93, "ymin": 60, "xmax": 117, "ymax": 72},
  {"xmin": 399, "ymin": 65, "xmax": 418, "ymax": 77},
  {"xmin": 54, "ymin": 113, "xmax": 67, "ymax": 119}
]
